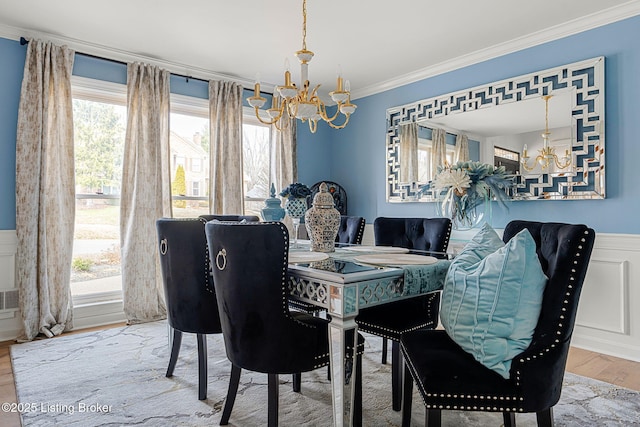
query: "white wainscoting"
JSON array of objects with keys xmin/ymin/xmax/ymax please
[
  {"xmin": 362, "ymin": 224, "xmax": 640, "ymax": 362},
  {"xmin": 0, "ymin": 230, "xmax": 21, "ymax": 341},
  {"xmin": 1, "ymin": 227, "xmax": 639, "ymax": 361}
]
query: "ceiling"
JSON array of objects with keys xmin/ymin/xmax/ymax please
[{"xmin": 0, "ymin": 0, "xmax": 638, "ymax": 100}]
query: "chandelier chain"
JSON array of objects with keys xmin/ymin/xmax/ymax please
[{"xmin": 302, "ymin": 0, "xmax": 307, "ymax": 50}]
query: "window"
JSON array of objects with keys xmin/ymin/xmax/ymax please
[
  {"xmin": 170, "ymin": 94, "xmax": 210, "ymax": 217},
  {"xmin": 71, "ymin": 77, "xmax": 127, "ymax": 302},
  {"xmin": 494, "ymin": 146, "xmax": 520, "ymax": 174},
  {"xmin": 417, "ymin": 138, "xmax": 455, "ymax": 182},
  {"xmin": 170, "ymin": 100, "xmax": 272, "ymax": 218},
  {"xmin": 67, "ymin": 80, "xmax": 272, "ymax": 311},
  {"xmin": 242, "ymin": 114, "xmax": 271, "ymax": 218},
  {"xmin": 191, "ymin": 157, "xmax": 202, "ymax": 173}
]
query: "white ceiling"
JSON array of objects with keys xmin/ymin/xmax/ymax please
[{"xmin": 0, "ymin": 0, "xmax": 638, "ymax": 100}]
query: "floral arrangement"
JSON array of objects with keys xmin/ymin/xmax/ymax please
[
  {"xmin": 421, "ymin": 161, "xmax": 512, "ymax": 227},
  {"xmin": 279, "ymin": 182, "xmax": 311, "ymax": 199}
]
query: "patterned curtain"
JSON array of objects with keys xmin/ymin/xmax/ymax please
[
  {"xmin": 15, "ymin": 39, "xmax": 75, "ymax": 341},
  {"xmin": 454, "ymin": 133, "xmax": 470, "ymax": 163},
  {"xmin": 270, "ymin": 105, "xmax": 297, "ymax": 233},
  {"xmin": 209, "ymin": 81, "xmax": 244, "ymax": 214},
  {"xmin": 399, "ymin": 122, "xmax": 418, "ymax": 182},
  {"xmin": 431, "ymin": 128, "xmax": 447, "ymax": 176},
  {"xmin": 120, "ymin": 62, "xmax": 171, "ymax": 324}
]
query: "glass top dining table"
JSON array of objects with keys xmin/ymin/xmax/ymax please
[{"xmin": 287, "ymin": 241, "xmax": 452, "ymax": 427}]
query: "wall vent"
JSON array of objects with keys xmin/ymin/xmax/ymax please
[{"xmin": 0, "ymin": 289, "xmax": 19, "ymax": 311}]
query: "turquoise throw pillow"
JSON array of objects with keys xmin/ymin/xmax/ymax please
[{"xmin": 440, "ymin": 224, "xmax": 547, "ymax": 379}]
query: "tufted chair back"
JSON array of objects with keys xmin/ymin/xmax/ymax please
[
  {"xmin": 336, "ymin": 216, "xmax": 366, "ymax": 245},
  {"xmin": 373, "ymin": 217, "xmax": 452, "ymax": 257},
  {"xmin": 157, "ymin": 217, "xmax": 221, "ymax": 334},
  {"xmin": 501, "ymin": 220, "xmax": 595, "ymax": 411},
  {"xmin": 199, "ymin": 214, "xmax": 260, "ymax": 223},
  {"xmin": 399, "ymin": 220, "xmax": 596, "ymax": 427},
  {"xmin": 156, "ymin": 217, "xmax": 223, "ymax": 400},
  {"xmin": 206, "ymin": 221, "xmax": 331, "ymax": 374},
  {"xmin": 205, "ymin": 221, "xmax": 365, "ymax": 426}
]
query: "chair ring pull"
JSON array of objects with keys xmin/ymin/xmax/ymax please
[
  {"xmin": 160, "ymin": 238, "xmax": 168, "ymax": 255},
  {"xmin": 216, "ymin": 249, "xmax": 227, "ymax": 271}
]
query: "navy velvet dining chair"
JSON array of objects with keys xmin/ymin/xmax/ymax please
[
  {"xmin": 156, "ymin": 217, "xmax": 223, "ymax": 400},
  {"xmin": 400, "ymin": 221, "xmax": 595, "ymax": 427},
  {"xmin": 336, "ymin": 215, "xmax": 366, "ymax": 245},
  {"xmin": 199, "ymin": 214, "xmax": 260, "ymax": 222},
  {"xmin": 354, "ymin": 217, "xmax": 452, "ymax": 411},
  {"xmin": 204, "ymin": 221, "xmax": 364, "ymax": 427}
]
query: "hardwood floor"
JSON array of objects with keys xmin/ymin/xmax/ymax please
[{"xmin": 0, "ymin": 326, "xmax": 638, "ymax": 427}]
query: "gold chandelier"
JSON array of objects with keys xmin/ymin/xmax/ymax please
[
  {"xmin": 521, "ymin": 95, "xmax": 571, "ymax": 171},
  {"xmin": 246, "ymin": 0, "xmax": 356, "ymax": 133}
]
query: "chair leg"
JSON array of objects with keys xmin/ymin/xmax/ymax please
[
  {"xmin": 536, "ymin": 407, "xmax": 554, "ymax": 427},
  {"xmin": 503, "ymin": 412, "xmax": 515, "ymax": 427},
  {"xmin": 353, "ymin": 354, "xmax": 363, "ymax": 427},
  {"xmin": 292, "ymin": 373, "xmax": 301, "ymax": 392},
  {"xmin": 220, "ymin": 364, "xmax": 241, "ymax": 425},
  {"xmin": 391, "ymin": 340, "xmax": 402, "ymax": 411},
  {"xmin": 165, "ymin": 329, "xmax": 182, "ymax": 377},
  {"xmin": 426, "ymin": 408, "xmax": 441, "ymax": 427},
  {"xmin": 401, "ymin": 364, "xmax": 413, "ymax": 427},
  {"xmin": 197, "ymin": 333, "xmax": 208, "ymax": 400},
  {"xmin": 268, "ymin": 373, "xmax": 279, "ymax": 427},
  {"xmin": 381, "ymin": 337, "xmax": 388, "ymax": 364}
]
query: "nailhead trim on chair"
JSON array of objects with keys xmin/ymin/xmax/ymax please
[
  {"xmin": 513, "ymin": 231, "xmax": 589, "ymax": 387},
  {"xmin": 402, "ymin": 229, "xmax": 592, "ymax": 412},
  {"xmin": 356, "ymin": 219, "xmax": 365, "ymax": 245},
  {"xmin": 197, "ymin": 217, "xmax": 216, "ymax": 296}
]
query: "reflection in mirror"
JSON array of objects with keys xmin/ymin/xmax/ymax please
[
  {"xmin": 399, "ymin": 123, "xmax": 418, "ymax": 183},
  {"xmin": 386, "ymin": 57, "xmax": 605, "ymax": 202}
]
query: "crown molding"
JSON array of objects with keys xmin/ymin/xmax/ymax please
[{"xmin": 350, "ymin": 0, "xmax": 640, "ymax": 100}]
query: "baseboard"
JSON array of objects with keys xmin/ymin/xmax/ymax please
[
  {"xmin": 72, "ymin": 300, "xmax": 126, "ymax": 331},
  {"xmin": 571, "ymin": 333, "xmax": 640, "ymax": 363}
]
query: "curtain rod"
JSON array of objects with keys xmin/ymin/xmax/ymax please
[
  {"xmin": 416, "ymin": 123, "xmax": 461, "ymax": 137},
  {"xmin": 19, "ymin": 36, "xmax": 266, "ymax": 89}
]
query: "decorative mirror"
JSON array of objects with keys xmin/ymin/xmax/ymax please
[{"xmin": 386, "ymin": 57, "xmax": 605, "ymax": 202}]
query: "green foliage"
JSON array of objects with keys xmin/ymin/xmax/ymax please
[
  {"xmin": 72, "ymin": 257, "xmax": 93, "ymax": 272},
  {"xmin": 172, "ymin": 165, "xmax": 187, "ymax": 208},
  {"xmin": 73, "ymin": 99, "xmax": 125, "ymax": 193}
]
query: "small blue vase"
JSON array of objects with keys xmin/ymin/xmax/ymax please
[{"xmin": 261, "ymin": 183, "xmax": 286, "ymax": 221}]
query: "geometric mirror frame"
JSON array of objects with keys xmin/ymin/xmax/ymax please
[{"xmin": 386, "ymin": 56, "xmax": 605, "ymax": 202}]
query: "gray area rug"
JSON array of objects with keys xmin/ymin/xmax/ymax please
[{"xmin": 11, "ymin": 321, "xmax": 640, "ymax": 426}]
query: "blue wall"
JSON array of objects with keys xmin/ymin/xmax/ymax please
[
  {"xmin": 0, "ymin": 38, "xmax": 24, "ymax": 230},
  {"xmin": 319, "ymin": 15, "xmax": 640, "ymax": 235}
]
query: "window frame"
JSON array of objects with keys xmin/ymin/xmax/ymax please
[{"xmin": 71, "ymin": 76, "xmax": 127, "ymax": 307}]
